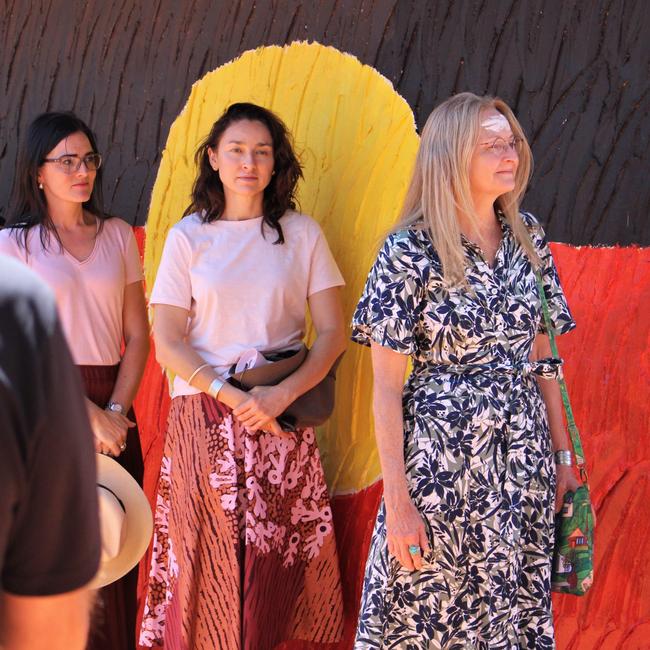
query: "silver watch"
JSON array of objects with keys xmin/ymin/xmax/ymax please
[{"xmin": 106, "ymin": 401, "xmax": 124, "ymax": 414}]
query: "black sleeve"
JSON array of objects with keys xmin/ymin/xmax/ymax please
[{"xmin": 0, "ymin": 265, "xmax": 101, "ymax": 596}]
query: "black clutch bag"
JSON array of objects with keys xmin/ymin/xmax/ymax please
[{"xmin": 228, "ymin": 344, "xmax": 342, "ymax": 431}]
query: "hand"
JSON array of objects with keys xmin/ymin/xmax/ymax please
[
  {"xmin": 233, "ymin": 385, "xmax": 293, "ymax": 432},
  {"xmin": 384, "ymin": 491, "xmax": 431, "ymax": 571},
  {"xmin": 555, "ymin": 464, "xmax": 581, "ymax": 513},
  {"xmin": 263, "ymin": 418, "xmax": 293, "ymax": 438},
  {"xmin": 87, "ymin": 402, "xmax": 135, "ymax": 457}
]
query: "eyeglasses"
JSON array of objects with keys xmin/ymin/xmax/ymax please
[
  {"xmin": 41, "ymin": 153, "xmax": 103, "ymax": 174},
  {"xmin": 478, "ymin": 136, "xmax": 524, "ymax": 156}
]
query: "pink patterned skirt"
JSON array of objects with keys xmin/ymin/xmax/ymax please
[{"xmin": 139, "ymin": 393, "xmax": 344, "ymax": 650}]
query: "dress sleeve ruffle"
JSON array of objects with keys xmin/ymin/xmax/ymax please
[{"xmin": 351, "ymin": 230, "xmax": 430, "ymax": 355}]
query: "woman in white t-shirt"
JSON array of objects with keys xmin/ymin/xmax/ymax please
[
  {"xmin": 139, "ymin": 103, "xmax": 345, "ymax": 649},
  {"xmin": 0, "ymin": 112, "xmax": 149, "ymax": 650}
]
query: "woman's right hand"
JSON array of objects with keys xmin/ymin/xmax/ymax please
[
  {"xmin": 384, "ymin": 491, "xmax": 431, "ymax": 571},
  {"xmin": 87, "ymin": 401, "xmax": 134, "ymax": 457}
]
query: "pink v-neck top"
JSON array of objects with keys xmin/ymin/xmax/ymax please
[
  {"xmin": 0, "ymin": 217, "xmax": 143, "ymax": 365},
  {"xmin": 150, "ymin": 211, "xmax": 345, "ymax": 398}
]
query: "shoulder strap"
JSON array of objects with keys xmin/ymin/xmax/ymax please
[{"xmin": 535, "ymin": 272, "xmax": 589, "ymax": 484}]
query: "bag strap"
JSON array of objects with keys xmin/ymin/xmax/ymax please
[{"xmin": 535, "ymin": 272, "xmax": 589, "ymax": 484}]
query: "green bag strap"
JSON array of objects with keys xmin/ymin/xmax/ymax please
[{"xmin": 535, "ymin": 272, "xmax": 589, "ymax": 485}]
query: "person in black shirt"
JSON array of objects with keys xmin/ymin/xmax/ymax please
[{"xmin": 0, "ymin": 254, "xmax": 101, "ymax": 650}]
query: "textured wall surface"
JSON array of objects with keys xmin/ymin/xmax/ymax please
[
  {"xmin": 548, "ymin": 244, "xmax": 650, "ymax": 650},
  {"xmin": 142, "ymin": 43, "xmax": 421, "ymax": 493},
  {"xmin": 1, "ymin": 0, "xmax": 648, "ymax": 244}
]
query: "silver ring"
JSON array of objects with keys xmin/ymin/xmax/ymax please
[
  {"xmin": 119, "ymin": 442, "xmax": 127, "ymax": 451},
  {"xmin": 408, "ymin": 544, "xmax": 421, "ymax": 556}
]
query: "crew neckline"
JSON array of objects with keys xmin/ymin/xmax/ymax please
[{"xmin": 218, "ymin": 216, "xmax": 264, "ymax": 223}]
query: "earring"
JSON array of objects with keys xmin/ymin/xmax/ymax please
[
  {"xmin": 272, "ymin": 170, "xmax": 276, "ymax": 176},
  {"xmin": 38, "ymin": 183, "xmax": 43, "ymax": 189}
]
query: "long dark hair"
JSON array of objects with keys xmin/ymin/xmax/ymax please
[
  {"xmin": 184, "ymin": 102, "xmax": 303, "ymax": 244},
  {"xmin": 5, "ymin": 111, "xmax": 106, "ymax": 249}
]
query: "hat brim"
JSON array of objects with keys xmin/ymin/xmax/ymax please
[{"xmin": 90, "ymin": 454, "xmax": 153, "ymax": 589}]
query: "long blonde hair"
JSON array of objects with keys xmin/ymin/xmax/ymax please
[{"xmin": 397, "ymin": 92, "xmax": 541, "ymax": 284}]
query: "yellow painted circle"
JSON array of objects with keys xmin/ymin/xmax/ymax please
[{"xmin": 144, "ymin": 42, "xmax": 419, "ymax": 493}]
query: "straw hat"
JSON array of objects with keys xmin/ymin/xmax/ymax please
[{"xmin": 90, "ymin": 454, "xmax": 153, "ymax": 589}]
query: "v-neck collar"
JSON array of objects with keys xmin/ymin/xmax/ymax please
[
  {"xmin": 48, "ymin": 218, "xmax": 101, "ymax": 265},
  {"xmin": 461, "ymin": 211, "xmax": 509, "ymax": 272}
]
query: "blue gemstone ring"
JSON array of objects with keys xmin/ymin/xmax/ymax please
[{"xmin": 408, "ymin": 544, "xmax": 421, "ymax": 555}]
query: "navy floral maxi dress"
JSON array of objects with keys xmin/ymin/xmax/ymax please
[{"xmin": 351, "ymin": 212, "xmax": 576, "ymax": 649}]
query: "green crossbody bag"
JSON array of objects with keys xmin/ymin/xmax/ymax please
[{"xmin": 536, "ymin": 273, "xmax": 595, "ymax": 596}]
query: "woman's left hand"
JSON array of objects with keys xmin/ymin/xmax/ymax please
[
  {"xmin": 555, "ymin": 464, "xmax": 581, "ymax": 513},
  {"xmin": 233, "ymin": 385, "xmax": 293, "ymax": 431}
]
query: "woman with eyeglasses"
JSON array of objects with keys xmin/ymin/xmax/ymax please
[
  {"xmin": 352, "ymin": 93, "xmax": 579, "ymax": 648},
  {"xmin": 0, "ymin": 111, "xmax": 149, "ymax": 650}
]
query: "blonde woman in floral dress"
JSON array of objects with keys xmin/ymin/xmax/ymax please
[{"xmin": 352, "ymin": 93, "xmax": 579, "ymax": 648}]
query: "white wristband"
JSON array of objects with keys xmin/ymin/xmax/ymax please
[{"xmin": 208, "ymin": 378, "xmax": 225, "ymax": 400}]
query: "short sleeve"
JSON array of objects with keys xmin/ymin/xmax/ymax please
[
  {"xmin": 351, "ymin": 230, "xmax": 429, "ymax": 355},
  {"xmin": 522, "ymin": 212, "xmax": 576, "ymax": 335},
  {"xmin": 124, "ymin": 227, "xmax": 144, "ymax": 285},
  {"xmin": 307, "ymin": 224, "xmax": 345, "ymax": 296},
  {"xmin": 0, "ymin": 229, "xmax": 26, "ymax": 261},
  {"xmin": 150, "ymin": 225, "xmax": 192, "ymax": 310},
  {"xmin": 1, "ymin": 267, "xmax": 100, "ymax": 595}
]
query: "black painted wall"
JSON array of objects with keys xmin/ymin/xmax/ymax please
[{"xmin": 1, "ymin": 0, "xmax": 648, "ymax": 244}]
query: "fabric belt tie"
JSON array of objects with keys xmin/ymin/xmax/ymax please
[
  {"xmin": 408, "ymin": 356, "xmax": 565, "ymax": 551},
  {"xmin": 412, "ymin": 357, "xmax": 563, "ymax": 381}
]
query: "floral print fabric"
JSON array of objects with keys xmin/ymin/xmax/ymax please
[
  {"xmin": 352, "ymin": 212, "xmax": 575, "ymax": 649},
  {"xmin": 140, "ymin": 394, "xmax": 344, "ymax": 649}
]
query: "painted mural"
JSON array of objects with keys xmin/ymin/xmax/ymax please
[{"xmin": 130, "ymin": 42, "xmax": 650, "ymax": 650}]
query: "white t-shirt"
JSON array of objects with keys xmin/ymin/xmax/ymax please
[
  {"xmin": 150, "ymin": 211, "xmax": 345, "ymax": 398},
  {"xmin": 0, "ymin": 217, "xmax": 143, "ymax": 365}
]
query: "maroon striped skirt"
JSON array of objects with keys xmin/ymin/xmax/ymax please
[{"xmin": 79, "ymin": 364, "xmax": 144, "ymax": 650}]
